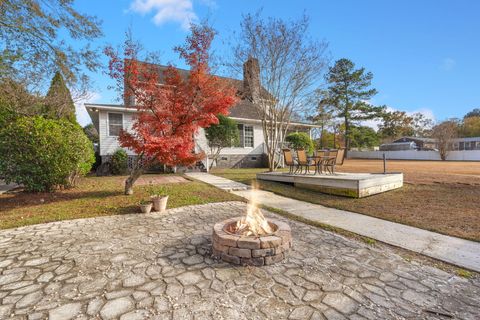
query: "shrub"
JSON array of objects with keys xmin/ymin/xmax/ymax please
[
  {"xmin": 285, "ymin": 132, "xmax": 314, "ymax": 155},
  {"xmin": 0, "ymin": 116, "xmax": 94, "ymax": 192},
  {"xmin": 205, "ymin": 115, "xmax": 239, "ymax": 169},
  {"xmin": 110, "ymin": 149, "xmax": 128, "ymax": 175},
  {"xmin": 0, "ymin": 100, "xmax": 17, "ymax": 129},
  {"xmin": 92, "ymin": 151, "xmax": 102, "ymax": 172}
]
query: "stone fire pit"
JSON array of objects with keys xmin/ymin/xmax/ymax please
[{"xmin": 212, "ymin": 217, "xmax": 292, "ymax": 266}]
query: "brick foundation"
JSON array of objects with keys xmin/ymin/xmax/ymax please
[
  {"xmin": 213, "ymin": 154, "xmax": 268, "ymax": 168},
  {"xmin": 212, "ymin": 217, "xmax": 292, "ymax": 266}
]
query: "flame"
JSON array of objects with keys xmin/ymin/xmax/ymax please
[{"xmin": 234, "ymin": 183, "xmax": 273, "ymax": 236}]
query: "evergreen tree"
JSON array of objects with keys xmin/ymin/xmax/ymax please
[
  {"xmin": 205, "ymin": 115, "xmax": 239, "ymax": 169},
  {"xmin": 349, "ymin": 126, "xmax": 380, "ymax": 148},
  {"xmin": 83, "ymin": 123, "xmax": 99, "ymax": 144},
  {"xmin": 323, "ymin": 59, "xmax": 384, "ymax": 152},
  {"xmin": 0, "ymin": 0, "xmax": 102, "ymax": 89},
  {"xmin": 464, "ymin": 108, "xmax": 480, "ymax": 119},
  {"xmin": 44, "ymin": 72, "xmax": 77, "ymax": 123}
]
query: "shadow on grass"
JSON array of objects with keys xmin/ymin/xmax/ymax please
[{"xmin": 0, "ymin": 190, "xmax": 124, "ymax": 212}]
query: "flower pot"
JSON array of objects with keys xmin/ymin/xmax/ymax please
[
  {"xmin": 140, "ymin": 203, "xmax": 153, "ymax": 214},
  {"xmin": 151, "ymin": 195, "xmax": 169, "ymax": 212}
]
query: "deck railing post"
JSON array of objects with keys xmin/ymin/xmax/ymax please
[{"xmin": 383, "ymin": 153, "xmax": 387, "ymax": 174}]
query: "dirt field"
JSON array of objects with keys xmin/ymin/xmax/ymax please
[
  {"xmin": 338, "ymin": 159, "xmax": 480, "ymax": 185},
  {"xmin": 334, "ymin": 160, "xmax": 480, "ymax": 241},
  {"xmin": 213, "ymin": 160, "xmax": 480, "ymax": 241}
]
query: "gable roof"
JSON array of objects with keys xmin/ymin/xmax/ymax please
[{"xmin": 127, "ymin": 61, "xmax": 272, "ymax": 121}]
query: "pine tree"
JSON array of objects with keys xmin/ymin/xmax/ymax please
[
  {"xmin": 44, "ymin": 72, "xmax": 77, "ymax": 123},
  {"xmin": 324, "ymin": 59, "xmax": 384, "ymax": 152}
]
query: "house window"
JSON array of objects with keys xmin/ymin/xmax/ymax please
[
  {"xmin": 237, "ymin": 124, "xmax": 244, "ymax": 147},
  {"xmin": 108, "ymin": 113, "xmax": 123, "ymax": 136},
  {"xmin": 244, "ymin": 126, "xmax": 254, "ymax": 147},
  {"xmin": 236, "ymin": 124, "xmax": 254, "ymax": 148}
]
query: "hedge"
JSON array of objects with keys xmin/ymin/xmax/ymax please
[{"xmin": 0, "ymin": 116, "xmax": 94, "ymax": 192}]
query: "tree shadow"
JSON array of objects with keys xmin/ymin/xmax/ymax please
[{"xmin": 0, "ymin": 190, "xmax": 125, "ymax": 212}]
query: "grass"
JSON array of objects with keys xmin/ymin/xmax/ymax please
[
  {"xmin": 261, "ymin": 204, "xmax": 473, "ymax": 275},
  {"xmin": 456, "ymin": 269, "xmax": 473, "ymax": 278},
  {"xmin": 212, "ymin": 167, "xmax": 480, "ymax": 242},
  {"xmin": 0, "ymin": 174, "xmax": 243, "ymax": 230}
]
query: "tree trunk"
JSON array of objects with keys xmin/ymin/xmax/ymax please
[
  {"xmin": 344, "ymin": 116, "xmax": 349, "ymax": 157},
  {"xmin": 333, "ymin": 125, "xmax": 337, "ymax": 149},
  {"xmin": 320, "ymin": 125, "xmax": 324, "ymax": 149},
  {"xmin": 439, "ymin": 143, "xmax": 447, "ymax": 161},
  {"xmin": 124, "ymin": 154, "xmax": 144, "ymax": 195},
  {"xmin": 209, "ymin": 148, "xmax": 221, "ymax": 170},
  {"xmin": 124, "ymin": 167, "xmax": 143, "ymax": 195}
]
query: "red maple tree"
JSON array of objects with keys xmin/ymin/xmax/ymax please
[{"xmin": 105, "ymin": 24, "xmax": 238, "ymax": 194}]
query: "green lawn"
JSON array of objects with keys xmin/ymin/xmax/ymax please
[
  {"xmin": 211, "ymin": 168, "xmax": 480, "ymax": 242},
  {"xmin": 0, "ymin": 174, "xmax": 243, "ymax": 230}
]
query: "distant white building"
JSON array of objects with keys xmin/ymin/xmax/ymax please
[
  {"xmin": 350, "ymin": 136, "xmax": 480, "ymax": 161},
  {"xmin": 448, "ymin": 137, "xmax": 480, "ymax": 151},
  {"xmin": 389, "ymin": 136, "xmax": 480, "ymax": 151}
]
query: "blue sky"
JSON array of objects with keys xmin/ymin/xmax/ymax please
[{"xmin": 74, "ymin": 0, "xmax": 480, "ymax": 126}]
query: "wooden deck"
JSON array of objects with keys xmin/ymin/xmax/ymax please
[{"xmin": 256, "ymin": 172, "xmax": 403, "ymax": 198}]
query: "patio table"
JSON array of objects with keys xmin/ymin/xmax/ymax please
[{"xmin": 308, "ymin": 156, "xmax": 336, "ymax": 174}]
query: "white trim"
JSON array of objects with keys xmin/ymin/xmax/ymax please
[
  {"xmin": 84, "ymin": 104, "xmax": 320, "ymax": 128},
  {"xmin": 85, "ymin": 104, "xmax": 137, "ymax": 113},
  {"xmin": 236, "ymin": 123, "xmax": 255, "ymax": 149},
  {"xmin": 244, "ymin": 124, "xmax": 254, "ymax": 148},
  {"xmin": 230, "ymin": 116, "xmax": 320, "ymax": 128},
  {"xmin": 107, "ymin": 112, "xmax": 124, "ymax": 137}
]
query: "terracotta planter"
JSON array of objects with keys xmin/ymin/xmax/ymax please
[
  {"xmin": 140, "ymin": 203, "xmax": 153, "ymax": 214},
  {"xmin": 151, "ymin": 195, "xmax": 169, "ymax": 212}
]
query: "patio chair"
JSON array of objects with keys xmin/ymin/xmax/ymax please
[
  {"xmin": 282, "ymin": 149, "xmax": 297, "ymax": 174},
  {"xmin": 296, "ymin": 149, "xmax": 313, "ymax": 174},
  {"xmin": 323, "ymin": 148, "xmax": 346, "ymax": 174},
  {"xmin": 314, "ymin": 149, "xmax": 328, "ymax": 174}
]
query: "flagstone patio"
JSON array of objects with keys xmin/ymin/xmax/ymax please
[{"xmin": 0, "ymin": 202, "xmax": 478, "ymax": 319}]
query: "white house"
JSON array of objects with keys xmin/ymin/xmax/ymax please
[{"xmin": 85, "ymin": 59, "xmax": 317, "ymax": 171}]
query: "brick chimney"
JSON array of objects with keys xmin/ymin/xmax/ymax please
[{"xmin": 243, "ymin": 57, "xmax": 261, "ymax": 103}]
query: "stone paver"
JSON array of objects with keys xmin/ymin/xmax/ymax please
[
  {"xmin": 0, "ymin": 202, "xmax": 478, "ymax": 319},
  {"xmin": 186, "ymin": 172, "xmax": 480, "ymax": 272}
]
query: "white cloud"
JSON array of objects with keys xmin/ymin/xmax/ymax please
[
  {"xmin": 409, "ymin": 108, "xmax": 435, "ymax": 122},
  {"xmin": 130, "ymin": 0, "xmax": 199, "ymax": 29},
  {"xmin": 75, "ymin": 92, "xmax": 101, "ymax": 127},
  {"xmin": 440, "ymin": 57, "xmax": 456, "ymax": 71}
]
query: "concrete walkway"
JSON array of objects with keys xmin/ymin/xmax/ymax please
[{"xmin": 186, "ymin": 172, "xmax": 480, "ymax": 272}]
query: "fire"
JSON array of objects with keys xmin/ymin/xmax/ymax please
[{"xmin": 234, "ymin": 183, "xmax": 273, "ymax": 236}]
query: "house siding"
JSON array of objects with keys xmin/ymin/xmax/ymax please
[
  {"xmin": 98, "ymin": 110, "xmax": 135, "ymax": 156},
  {"xmin": 201, "ymin": 122, "xmax": 268, "ymax": 168},
  {"xmin": 89, "ymin": 105, "xmax": 315, "ymax": 169}
]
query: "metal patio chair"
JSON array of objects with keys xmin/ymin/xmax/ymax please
[
  {"xmin": 296, "ymin": 149, "xmax": 313, "ymax": 174},
  {"xmin": 282, "ymin": 149, "xmax": 297, "ymax": 174},
  {"xmin": 323, "ymin": 148, "xmax": 346, "ymax": 174},
  {"xmin": 313, "ymin": 149, "xmax": 328, "ymax": 174}
]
